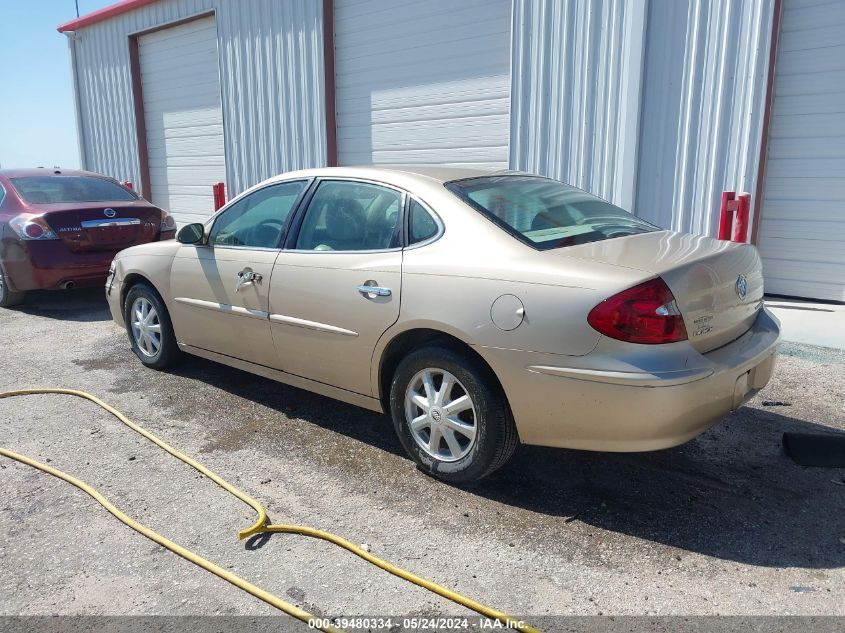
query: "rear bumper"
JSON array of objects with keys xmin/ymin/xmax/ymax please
[
  {"xmin": 478, "ymin": 307, "xmax": 781, "ymax": 451},
  {"xmin": 1, "ymin": 239, "xmax": 114, "ymax": 291}
]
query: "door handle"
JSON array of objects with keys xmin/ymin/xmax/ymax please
[
  {"xmin": 235, "ymin": 269, "xmax": 262, "ymax": 292},
  {"xmin": 357, "ymin": 283, "xmax": 391, "ymax": 298}
]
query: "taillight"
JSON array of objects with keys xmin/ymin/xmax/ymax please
[
  {"xmin": 8, "ymin": 215, "xmax": 59, "ymax": 241},
  {"xmin": 160, "ymin": 210, "xmax": 176, "ymax": 232},
  {"xmin": 588, "ymin": 277, "xmax": 688, "ymax": 344},
  {"xmin": 25, "ymin": 224, "xmax": 44, "ymax": 238}
]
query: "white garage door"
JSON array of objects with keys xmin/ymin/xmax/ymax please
[
  {"xmin": 758, "ymin": 0, "xmax": 845, "ymax": 302},
  {"xmin": 333, "ymin": 0, "xmax": 512, "ymax": 168},
  {"xmin": 139, "ymin": 16, "xmax": 226, "ymax": 225}
]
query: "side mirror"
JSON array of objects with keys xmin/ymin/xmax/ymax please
[{"xmin": 177, "ymin": 223, "xmax": 205, "ymax": 245}]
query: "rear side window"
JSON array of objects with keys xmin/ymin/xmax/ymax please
[
  {"xmin": 408, "ymin": 200, "xmax": 439, "ymax": 245},
  {"xmin": 446, "ymin": 176, "xmax": 657, "ymax": 250},
  {"xmin": 11, "ymin": 176, "xmax": 137, "ymax": 203},
  {"xmin": 295, "ymin": 180, "xmax": 402, "ymax": 251}
]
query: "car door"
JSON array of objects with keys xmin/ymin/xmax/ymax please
[
  {"xmin": 169, "ymin": 179, "xmax": 309, "ymax": 368},
  {"xmin": 270, "ymin": 179, "xmax": 404, "ymax": 396}
]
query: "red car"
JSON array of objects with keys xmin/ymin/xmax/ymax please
[{"xmin": 0, "ymin": 168, "xmax": 176, "ymax": 307}]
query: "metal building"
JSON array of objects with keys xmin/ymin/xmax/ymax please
[{"xmin": 59, "ymin": 0, "xmax": 845, "ymax": 302}]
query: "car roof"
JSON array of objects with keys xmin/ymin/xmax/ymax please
[
  {"xmin": 358, "ymin": 166, "xmax": 498, "ymax": 182},
  {"xmin": 0, "ymin": 168, "xmax": 115, "ymax": 179},
  {"xmin": 265, "ymin": 165, "xmax": 518, "ymax": 186}
]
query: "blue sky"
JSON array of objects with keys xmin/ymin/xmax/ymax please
[{"xmin": 0, "ymin": 1, "xmax": 107, "ymax": 169}]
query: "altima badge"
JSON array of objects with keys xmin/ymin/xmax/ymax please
[
  {"xmin": 104, "ymin": 208, "xmax": 116, "ymax": 218},
  {"xmin": 735, "ymin": 274, "xmax": 748, "ymax": 300}
]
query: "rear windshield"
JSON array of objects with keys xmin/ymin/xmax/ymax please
[
  {"xmin": 10, "ymin": 176, "xmax": 137, "ymax": 204},
  {"xmin": 446, "ymin": 175, "xmax": 657, "ymax": 250}
]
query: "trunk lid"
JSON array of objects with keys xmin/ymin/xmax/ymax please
[
  {"xmin": 39, "ymin": 201, "xmax": 162, "ymax": 252},
  {"xmin": 563, "ymin": 230, "xmax": 765, "ymax": 353}
]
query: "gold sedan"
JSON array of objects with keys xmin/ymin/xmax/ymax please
[{"xmin": 106, "ymin": 167, "xmax": 780, "ymax": 483}]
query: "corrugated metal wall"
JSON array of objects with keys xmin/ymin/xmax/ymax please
[
  {"xmin": 636, "ymin": 0, "xmax": 775, "ymax": 236},
  {"xmin": 69, "ymin": 0, "xmax": 325, "ymax": 199},
  {"xmin": 510, "ymin": 0, "xmax": 647, "ymax": 210},
  {"xmin": 510, "ymin": 0, "xmax": 775, "ymax": 238},
  {"xmin": 69, "ymin": 0, "xmax": 777, "ymax": 240}
]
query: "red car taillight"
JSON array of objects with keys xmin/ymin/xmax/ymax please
[
  {"xmin": 8, "ymin": 214, "xmax": 59, "ymax": 241},
  {"xmin": 587, "ymin": 277, "xmax": 688, "ymax": 344}
]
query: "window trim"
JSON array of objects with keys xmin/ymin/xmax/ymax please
[
  {"xmin": 203, "ymin": 178, "xmax": 313, "ymax": 251},
  {"xmin": 284, "ymin": 176, "xmax": 408, "ymax": 254}
]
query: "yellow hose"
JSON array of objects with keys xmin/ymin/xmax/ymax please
[{"xmin": 0, "ymin": 388, "xmax": 540, "ymax": 633}]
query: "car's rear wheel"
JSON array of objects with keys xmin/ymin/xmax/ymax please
[
  {"xmin": 0, "ymin": 267, "xmax": 24, "ymax": 308},
  {"xmin": 124, "ymin": 283, "xmax": 180, "ymax": 369},
  {"xmin": 389, "ymin": 346, "xmax": 518, "ymax": 483}
]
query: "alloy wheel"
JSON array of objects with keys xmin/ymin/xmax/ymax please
[
  {"xmin": 131, "ymin": 297, "xmax": 162, "ymax": 357},
  {"xmin": 404, "ymin": 368, "xmax": 477, "ymax": 462}
]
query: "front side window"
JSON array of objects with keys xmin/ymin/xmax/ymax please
[
  {"xmin": 209, "ymin": 180, "xmax": 307, "ymax": 248},
  {"xmin": 11, "ymin": 176, "xmax": 137, "ymax": 204},
  {"xmin": 446, "ymin": 176, "xmax": 657, "ymax": 250},
  {"xmin": 295, "ymin": 180, "xmax": 402, "ymax": 251}
]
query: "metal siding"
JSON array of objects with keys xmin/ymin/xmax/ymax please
[
  {"xmin": 68, "ymin": 0, "xmax": 325, "ymax": 202},
  {"xmin": 758, "ymin": 0, "xmax": 845, "ymax": 301},
  {"xmin": 511, "ymin": 0, "xmax": 775, "ymax": 238},
  {"xmin": 635, "ymin": 0, "xmax": 775, "ymax": 236},
  {"xmin": 333, "ymin": 0, "xmax": 512, "ymax": 168},
  {"xmin": 509, "ymin": 0, "xmax": 648, "ymax": 210}
]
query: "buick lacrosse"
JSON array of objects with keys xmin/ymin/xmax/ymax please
[{"xmin": 106, "ymin": 167, "xmax": 780, "ymax": 482}]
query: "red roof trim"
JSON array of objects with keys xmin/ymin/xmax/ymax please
[{"xmin": 57, "ymin": 0, "xmax": 158, "ymax": 32}]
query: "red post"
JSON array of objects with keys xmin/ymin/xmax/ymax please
[
  {"xmin": 718, "ymin": 191, "xmax": 735, "ymax": 240},
  {"xmin": 732, "ymin": 193, "xmax": 751, "ymax": 243},
  {"xmin": 718, "ymin": 191, "xmax": 752, "ymax": 243},
  {"xmin": 123, "ymin": 180, "xmax": 134, "ymax": 190},
  {"xmin": 212, "ymin": 182, "xmax": 226, "ymax": 211}
]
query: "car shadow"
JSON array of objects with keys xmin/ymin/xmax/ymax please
[
  {"xmin": 480, "ymin": 413, "xmax": 845, "ymax": 570},
  {"xmin": 7, "ymin": 288, "xmax": 111, "ymax": 322},
  {"xmin": 163, "ymin": 355, "xmax": 845, "ymax": 571}
]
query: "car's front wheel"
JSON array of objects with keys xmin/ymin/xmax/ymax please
[
  {"xmin": 0, "ymin": 267, "xmax": 24, "ymax": 308},
  {"xmin": 124, "ymin": 283, "xmax": 180, "ymax": 369},
  {"xmin": 389, "ymin": 346, "xmax": 518, "ymax": 483}
]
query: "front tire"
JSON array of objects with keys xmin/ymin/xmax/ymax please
[
  {"xmin": 389, "ymin": 346, "xmax": 518, "ymax": 484},
  {"xmin": 0, "ymin": 267, "xmax": 24, "ymax": 308},
  {"xmin": 124, "ymin": 283, "xmax": 180, "ymax": 369}
]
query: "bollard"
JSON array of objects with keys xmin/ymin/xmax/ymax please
[
  {"xmin": 718, "ymin": 191, "xmax": 751, "ymax": 243},
  {"xmin": 212, "ymin": 182, "xmax": 226, "ymax": 211}
]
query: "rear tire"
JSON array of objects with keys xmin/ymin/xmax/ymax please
[
  {"xmin": 0, "ymin": 267, "xmax": 24, "ymax": 308},
  {"xmin": 389, "ymin": 345, "xmax": 518, "ymax": 484},
  {"xmin": 124, "ymin": 283, "xmax": 180, "ymax": 369}
]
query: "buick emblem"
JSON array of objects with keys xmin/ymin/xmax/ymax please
[
  {"xmin": 104, "ymin": 208, "xmax": 116, "ymax": 218},
  {"xmin": 735, "ymin": 274, "xmax": 748, "ymax": 301}
]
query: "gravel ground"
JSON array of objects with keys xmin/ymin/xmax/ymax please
[{"xmin": 1, "ymin": 288, "xmax": 844, "ymax": 620}]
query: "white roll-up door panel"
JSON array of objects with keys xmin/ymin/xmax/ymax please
[
  {"xmin": 759, "ymin": 0, "xmax": 845, "ymax": 301},
  {"xmin": 333, "ymin": 0, "xmax": 512, "ymax": 168},
  {"xmin": 139, "ymin": 16, "xmax": 226, "ymax": 225}
]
